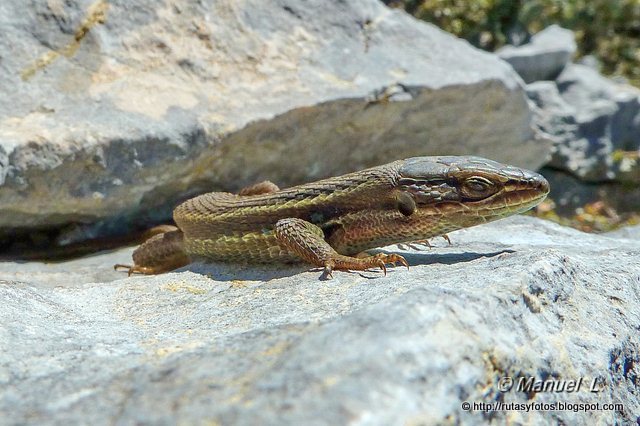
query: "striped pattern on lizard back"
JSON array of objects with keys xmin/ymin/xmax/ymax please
[{"xmin": 173, "ymin": 161, "xmax": 403, "ymax": 263}]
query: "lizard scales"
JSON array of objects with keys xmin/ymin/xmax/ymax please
[{"xmin": 116, "ymin": 156, "xmax": 549, "ymax": 277}]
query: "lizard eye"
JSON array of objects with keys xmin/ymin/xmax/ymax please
[{"xmin": 461, "ymin": 176, "xmax": 496, "ymax": 199}]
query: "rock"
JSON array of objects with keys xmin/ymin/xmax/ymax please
[
  {"xmin": 540, "ymin": 167, "xmax": 640, "ymax": 214},
  {"xmin": 1, "ymin": 216, "xmax": 638, "ymax": 424},
  {"xmin": 526, "ymin": 81, "xmax": 579, "ymax": 167},
  {"xmin": 606, "ymin": 223, "xmax": 640, "ymax": 239},
  {"xmin": 526, "ymin": 81, "xmax": 576, "ymax": 116},
  {"xmin": 558, "ymin": 65, "xmax": 640, "ymax": 166},
  {"xmin": 518, "ymin": 33, "xmax": 640, "ymax": 212},
  {"xmin": 0, "ymin": 0, "xmax": 545, "ymax": 249},
  {"xmin": 527, "ymin": 64, "xmax": 640, "ymax": 185},
  {"xmin": 498, "ymin": 25, "xmax": 577, "ymax": 84},
  {"xmin": 578, "ymin": 55, "xmax": 601, "ymax": 73}
]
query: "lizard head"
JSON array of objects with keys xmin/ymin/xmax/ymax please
[{"xmin": 395, "ymin": 156, "xmax": 549, "ymax": 226}]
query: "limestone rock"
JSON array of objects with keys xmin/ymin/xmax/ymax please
[
  {"xmin": 525, "ymin": 63, "xmax": 640, "ymax": 213},
  {"xmin": 0, "ymin": 0, "xmax": 545, "ymax": 247},
  {"xmin": 527, "ymin": 64, "xmax": 640, "ymax": 185},
  {"xmin": 606, "ymin": 223, "xmax": 640, "ymax": 239},
  {"xmin": 1, "ymin": 216, "xmax": 638, "ymax": 424},
  {"xmin": 540, "ymin": 167, "xmax": 640, "ymax": 214},
  {"xmin": 498, "ymin": 25, "xmax": 577, "ymax": 84}
]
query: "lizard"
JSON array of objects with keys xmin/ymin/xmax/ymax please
[{"xmin": 115, "ymin": 156, "xmax": 549, "ymax": 278}]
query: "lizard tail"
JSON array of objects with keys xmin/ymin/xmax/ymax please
[{"xmin": 115, "ymin": 226, "xmax": 190, "ymax": 275}]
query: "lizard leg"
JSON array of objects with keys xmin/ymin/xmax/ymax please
[
  {"xmin": 114, "ymin": 227, "xmax": 190, "ymax": 275},
  {"xmin": 274, "ymin": 218, "xmax": 408, "ymax": 278},
  {"xmin": 238, "ymin": 180, "xmax": 280, "ymax": 196}
]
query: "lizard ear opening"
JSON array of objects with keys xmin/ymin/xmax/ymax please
[{"xmin": 396, "ymin": 191, "xmax": 416, "ymax": 216}]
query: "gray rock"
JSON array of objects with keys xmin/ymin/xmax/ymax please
[
  {"xmin": 498, "ymin": 25, "xmax": 577, "ymax": 83},
  {"xmin": 0, "ymin": 0, "xmax": 545, "ymax": 247},
  {"xmin": 527, "ymin": 81, "xmax": 576, "ymax": 116},
  {"xmin": 1, "ymin": 216, "xmax": 639, "ymax": 424},
  {"xmin": 606, "ymin": 223, "xmax": 640, "ymax": 239},
  {"xmin": 526, "ymin": 81, "xmax": 578, "ymax": 162},
  {"xmin": 528, "ymin": 64, "xmax": 640, "ymax": 184},
  {"xmin": 541, "ymin": 167, "xmax": 640, "ymax": 214},
  {"xmin": 577, "ymin": 55, "xmax": 601, "ymax": 72}
]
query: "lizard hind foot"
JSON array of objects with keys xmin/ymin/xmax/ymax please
[
  {"xmin": 114, "ymin": 229, "xmax": 190, "ymax": 276},
  {"xmin": 114, "ymin": 263, "xmax": 134, "ymax": 276},
  {"xmin": 113, "ymin": 263, "xmax": 161, "ymax": 276},
  {"xmin": 114, "ymin": 263, "xmax": 167, "ymax": 276}
]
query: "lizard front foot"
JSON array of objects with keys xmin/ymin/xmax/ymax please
[
  {"xmin": 368, "ymin": 253, "xmax": 409, "ymax": 276},
  {"xmin": 275, "ymin": 218, "xmax": 410, "ymax": 279},
  {"xmin": 114, "ymin": 229, "xmax": 190, "ymax": 276}
]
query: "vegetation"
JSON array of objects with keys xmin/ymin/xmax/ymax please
[
  {"xmin": 385, "ymin": 0, "xmax": 640, "ymax": 86},
  {"xmin": 530, "ymin": 199, "xmax": 640, "ymax": 233}
]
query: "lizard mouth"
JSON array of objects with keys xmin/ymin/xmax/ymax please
[{"xmin": 464, "ymin": 176, "xmax": 550, "ymax": 217}]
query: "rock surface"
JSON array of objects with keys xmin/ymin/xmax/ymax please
[
  {"xmin": 526, "ymin": 64, "xmax": 640, "ymax": 211},
  {"xmin": 552, "ymin": 64, "xmax": 640, "ymax": 182},
  {"xmin": 606, "ymin": 224, "xmax": 640, "ymax": 240},
  {"xmin": 541, "ymin": 167, "xmax": 640, "ymax": 214},
  {"xmin": 498, "ymin": 25, "xmax": 577, "ymax": 84},
  {"xmin": 1, "ymin": 216, "xmax": 639, "ymax": 424},
  {"xmin": 528, "ymin": 63, "xmax": 640, "ymax": 184},
  {"xmin": 498, "ymin": 24, "xmax": 640, "ymax": 210},
  {"xmin": 0, "ymin": 0, "xmax": 544, "ymax": 247}
]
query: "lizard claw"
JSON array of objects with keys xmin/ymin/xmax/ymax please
[
  {"xmin": 114, "ymin": 263, "xmax": 163, "ymax": 276},
  {"xmin": 442, "ymin": 234, "xmax": 451, "ymax": 245},
  {"xmin": 322, "ymin": 260, "xmax": 335, "ymax": 280},
  {"xmin": 397, "ymin": 255, "xmax": 410, "ymax": 270},
  {"xmin": 376, "ymin": 259, "xmax": 387, "ymax": 276},
  {"xmin": 412, "ymin": 239, "xmax": 432, "ymax": 248},
  {"xmin": 383, "ymin": 253, "xmax": 409, "ymax": 270},
  {"xmin": 114, "ymin": 263, "xmax": 134, "ymax": 276},
  {"xmin": 371, "ymin": 253, "xmax": 409, "ymax": 275}
]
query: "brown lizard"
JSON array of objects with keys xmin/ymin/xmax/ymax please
[{"xmin": 115, "ymin": 156, "xmax": 549, "ymax": 277}]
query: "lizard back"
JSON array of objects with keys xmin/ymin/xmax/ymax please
[{"xmin": 174, "ymin": 161, "xmax": 402, "ymax": 262}]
